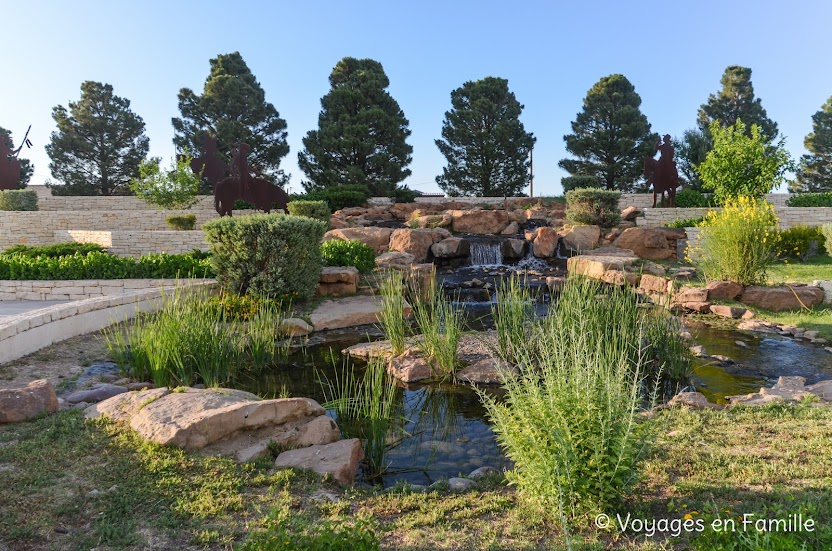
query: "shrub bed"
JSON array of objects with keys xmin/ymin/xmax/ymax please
[
  {"xmin": 2, "ymin": 242, "xmax": 107, "ymax": 258},
  {"xmin": 287, "ymin": 200, "xmax": 331, "ymax": 224},
  {"xmin": 165, "ymin": 213, "xmax": 196, "ymax": 230},
  {"xmin": 202, "ymin": 213, "xmax": 327, "ymax": 299},
  {"xmin": 777, "ymin": 225, "xmax": 825, "ymax": 260},
  {"xmin": 0, "ymin": 251, "xmax": 212, "ymax": 280},
  {"xmin": 321, "ymin": 239, "xmax": 376, "ymax": 273},
  {"xmin": 0, "ymin": 190, "xmax": 38, "ymax": 211},
  {"xmin": 565, "ymin": 187, "xmax": 621, "ymax": 226},
  {"xmin": 787, "ymin": 193, "xmax": 832, "ymax": 207},
  {"xmin": 296, "ymin": 184, "xmax": 372, "ymax": 212}
]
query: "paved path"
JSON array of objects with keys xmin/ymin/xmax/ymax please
[{"xmin": 0, "ymin": 301, "xmax": 73, "ymax": 318}]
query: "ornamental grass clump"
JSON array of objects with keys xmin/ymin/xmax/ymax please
[
  {"xmin": 693, "ymin": 196, "xmax": 779, "ymax": 285},
  {"xmin": 377, "ymin": 270, "xmax": 409, "ymax": 355},
  {"xmin": 491, "ymin": 273, "xmax": 534, "ymax": 366},
  {"xmin": 411, "ymin": 275, "xmax": 465, "ymax": 379}
]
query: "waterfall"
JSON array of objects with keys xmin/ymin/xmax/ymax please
[{"xmin": 469, "ymin": 241, "xmax": 503, "ymax": 266}]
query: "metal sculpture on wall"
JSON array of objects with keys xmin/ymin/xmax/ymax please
[
  {"xmin": 644, "ymin": 134, "xmax": 680, "ymax": 207},
  {"xmin": 0, "ymin": 125, "xmax": 31, "ymax": 191}
]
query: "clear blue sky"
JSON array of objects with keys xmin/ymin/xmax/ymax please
[{"xmin": 4, "ymin": 0, "xmax": 831, "ymax": 195}]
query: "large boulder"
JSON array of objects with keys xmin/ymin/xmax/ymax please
[
  {"xmin": 639, "ymin": 274, "xmax": 672, "ymax": 294},
  {"xmin": 450, "ymin": 209, "xmax": 510, "ymax": 234},
  {"xmin": 375, "ymin": 251, "xmax": 415, "ymax": 269},
  {"xmin": 389, "ymin": 228, "xmax": 450, "ymax": 262},
  {"xmin": 309, "ymin": 296, "xmax": 411, "ymax": 331},
  {"xmin": 620, "ymin": 205, "xmax": 643, "ymax": 221},
  {"xmin": 387, "ymin": 349, "xmax": 434, "ymax": 382},
  {"xmin": 739, "ymin": 285, "xmax": 825, "ymax": 312},
  {"xmin": 0, "ymin": 380, "xmax": 59, "ymax": 424},
  {"xmin": 274, "ymin": 438, "xmax": 364, "ymax": 486},
  {"xmin": 502, "ymin": 238, "xmax": 527, "ymax": 259},
  {"xmin": 323, "ymin": 227, "xmax": 393, "ymax": 254},
  {"xmin": 408, "ymin": 213, "xmax": 452, "ymax": 229},
  {"xmin": 706, "ymin": 280, "xmax": 743, "ymax": 301},
  {"xmin": 567, "ymin": 254, "xmax": 640, "ymax": 280},
  {"xmin": 431, "ymin": 237, "xmax": 470, "ymax": 259},
  {"xmin": 316, "ymin": 266, "xmax": 359, "ymax": 297},
  {"xmin": 533, "ymin": 227, "xmax": 560, "ymax": 258},
  {"xmin": 560, "ymin": 225, "xmax": 600, "ymax": 253},
  {"xmin": 612, "ymin": 227, "xmax": 673, "ymax": 260}
]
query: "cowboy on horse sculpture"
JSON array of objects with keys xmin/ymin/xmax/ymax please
[{"xmin": 644, "ymin": 134, "xmax": 680, "ymax": 207}]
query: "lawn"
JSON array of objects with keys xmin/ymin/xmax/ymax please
[
  {"xmin": 767, "ymin": 255, "xmax": 832, "ymax": 284},
  {"xmin": 2, "ymin": 404, "xmax": 831, "ymax": 549}
]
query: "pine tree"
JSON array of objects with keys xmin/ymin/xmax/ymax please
[
  {"xmin": 673, "ymin": 128, "xmax": 710, "ymax": 190},
  {"xmin": 173, "ymin": 52, "xmax": 289, "ymax": 186},
  {"xmin": 793, "ymin": 96, "xmax": 832, "ymax": 192},
  {"xmin": 46, "ymin": 82, "xmax": 149, "ymax": 196},
  {"xmin": 0, "ymin": 126, "xmax": 33, "ymax": 188},
  {"xmin": 299, "ymin": 57, "xmax": 412, "ymax": 196},
  {"xmin": 697, "ymin": 66, "xmax": 779, "ymax": 142},
  {"xmin": 558, "ymin": 74, "xmax": 656, "ymax": 192},
  {"xmin": 435, "ymin": 77, "xmax": 534, "ymax": 197}
]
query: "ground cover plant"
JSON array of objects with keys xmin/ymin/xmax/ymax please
[{"xmin": 0, "ymin": 250, "xmax": 212, "ymax": 279}]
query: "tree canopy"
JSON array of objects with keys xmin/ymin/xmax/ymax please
[
  {"xmin": 298, "ymin": 57, "xmax": 413, "ymax": 196},
  {"xmin": 558, "ymin": 74, "xmax": 656, "ymax": 192},
  {"xmin": 697, "ymin": 66, "xmax": 779, "ymax": 142},
  {"xmin": 46, "ymin": 81, "xmax": 149, "ymax": 196},
  {"xmin": 172, "ymin": 52, "xmax": 289, "ymax": 187},
  {"xmin": 435, "ymin": 76, "xmax": 534, "ymax": 197},
  {"xmin": 0, "ymin": 126, "xmax": 33, "ymax": 188},
  {"xmin": 793, "ymin": 96, "xmax": 832, "ymax": 192}
]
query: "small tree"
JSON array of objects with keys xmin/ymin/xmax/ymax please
[
  {"xmin": 129, "ymin": 154, "xmax": 202, "ymax": 209},
  {"xmin": 696, "ymin": 120, "xmax": 793, "ymax": 204},
  {"xmin": 793, "ymin": 96, "xmax": 832, "ymax": 193}
]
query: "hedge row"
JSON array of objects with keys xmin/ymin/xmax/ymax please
[
  {"xmin": 0, "ymin": 251, "xmax": 213, "ymax": 280},
  {"xmin": 786, "ymin": 193, "xmax": 832, "ymax": 207}
]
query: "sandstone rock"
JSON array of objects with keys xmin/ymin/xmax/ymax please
[
  {"xmin": 66, "ymin": 384, "xmax": 128, "ymax": 404},
  {"xmin": 500, "ymin": 221, "xmax": 519, "ymax": 235},
  {"xmin": 85, "ymin": 387, "xmax": 172, "ymax": 422},
  {"xmin": 675, "ymin": 286, "xmax": 709, "ymax": 303},
  {"xmin": 279, "ymin": 318, "xmax": 313, "ymax": 337},
  {"xmin": 668, "ymin": 391, "xmax": 722, "ymax": 410},
  {"xmin": 323, "ymin": 227, "xmax": 393, "ymax": 254},
  {"xmin": 431, "ymin": 237, "xmax": 470, "ymax": 259},
  {"xmin": 448, "ymin": 477, "xmax": 476, "ymax": 491},
  {"xmin": 601, "ymin": 269, "xmax": 640, "ymax": 286},
  {"xmin": 567, "ymin": 254, "xmax": 639, "ymax": 280},
  {"xmin": 705, "ymin": 281, "xmax": 743, "ymax": 301},
  {"xmin": 455, "ymin": 358, "xmax": 514, "ymax": 385},
  {"xmin": 126, "ymin": 382, "xmax": 155, "ymax": 391},
  {"xmin": 409, "ymin": 213, "xmax": 452, "ymax": 229},
  {"xmin": 654, "ymin": 227, "xmax": 687, "ymax": 240},
  {"xmin": 639, "ymin": 274, "xmax": 672, "ymax": 294},
  {"xmin": 613, "ymin": 227, "xmax": 672, "ymax": 260},
  {"xmin": 387, "ymin": 349, "xmax": 434, "ymax": 382},
  {"xmin": 620, "ymin": 205, "xmax": 643, "ymax": 221},
  {"xmin": 709, "ymin": 304, "xmax": 746, "ymax": 319},
  {"xmin": 274, "ymin": 438, "xmax": 364, "ymax": 486},
  {"xmin": 501, "ymin": 238, "xmax": 527, "ymax": 259},
  {"xmin": 375, "ymin": 251, "xmax": 415, "ymax": 269},
  {"xmin": 560, "ymin": 225, "xmax": 600, "ymax": 253},
  {"xmin": 316, "ymin": 281, "xmax": 357, "ymax": 297},
  {"xmin": 682, "ymin": 301, "xmax": 712, "ymax": 313},
  {"xmin": 389, "ymin": 228, "xmax": 450, "ymax": 262},
  {"xmin": 310, "ymin": 296, "xmax": 410, "ymax": 331},
  {"xmin": 319, "ymin": 266, "xmax": 359, "ymax": 285},
  {"xmin": 739, "ymin": 285, "xmax": 825, "ymax": 312},
  {"xmin": 546, "ymin": 276, "xmax": 567, "ymax": 292},
  {"xmin": 450, "ymin": 209, "xmax": 510, "ymax": 234},
  {"xmin": 737, "ymin": 319, "xmax": 778, "ymax": 333},
  {"xmin": 533, "ymin": 226, "xmax": 560, "ymax": 258},
  {"xmin": 0, "ymin": 380, "xmax": 59, "ymax": 424},
  {"xmin": 641, "ymin": 261, "xmax": 667, "ymax": 276}
]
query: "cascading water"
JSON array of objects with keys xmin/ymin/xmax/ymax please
[{"xmin": 469, "ymin": 241, "xmax": 503, "ymax": 266}]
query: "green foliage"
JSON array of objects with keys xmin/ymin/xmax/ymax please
[
  {"xmin": 287, "ymin": 200, "xmax": 331, "ymax": 223},
  {"xmin": 435, "ymin": 76, "xmax": 535, "ymax": 197},
  {"xmin": 674, "ymin": 188, "xmax": 713, "ymax": 208},
  {"xmin": 565, "ymin": 187, "xmax": 621, "ymax": 226},
  {"xmin": 299, "ymin": 57, "xmax": 412, "ymax": 196},
  {"xmin": 824, "ymin": 225, "xmax": 832, "ymax": 256},
  {"xmin": 794, "ymin": 96, "xmax": 832, "ymax": 192},
  {"xmin": 491, "ymin": 274, "xmax": 534, "ymax": 366},
  {"xmin": 172, "ymin": 52, "xmax": 289, "ymax": 187},
  {"xmin": 130, "ymin": 154, "xmax": 201, "ymax": 209},
  {"xmin": 388, "ymin": 185, "xmax": 417, "ymax": 203},
  {"xmin": 559, "ymin": 74, "xmax": 657, "ymax": 192},
  {"xmin": 46, "ymin": 81, "xmax": 149, "ymax": 196},
  {"xmin": 694, "ymin": 197, "xmax": 780, "ymax": 285},
  {"xmin": 673, "ymin": 128, "xmax": 711, "ymax": 190},
  {"xmin": 697, "ymin": 120, "xmax": 794, "ymax": 204},
  {"xmin": 777, "ymin": 225, "xmax": 825, "ymax": 260},
  {"xmin": 411, "ymin": 276, "xmax": 465, "ymax": 379},
  {"xmin": 241, "ymin": 514, "xmax": 379, "ymax": 551},
  {"xmin": 666, "ymin": 216, "xmax": 705, "ymax": 229},
  {"xmin": 786, "ymin": 192, "xmax": 832, "ymax": 207},
  {"xmin": 298, "ymin": 184, "xmax": 372, "ymax": 212},
  {"xmin": 202, "ymin": 291, "xmax": 288, "ymax": 321},
  {"xmin": 377, "ymin": 270, "xmax": 408, "ymax": 356},
  {"xmin": 560, "ymin": 175, "xmax": 601, "ymax": 192},
  {"xmin": 2, "ymin": 242, "xmax": 105, "ymax": 257},
  {"xmin": 202, "ymin": 213, "xmax": 327, "ymax": 300},
  {"xmin": 0, "ymin": 250, "xmax": 212, "ymax": 280},
  {"xmin": 697, "ymin": 66, "xmax": 779, "ymax": 143},
  {"xmin": 0, "ymin": 126, "xmax": 33, "ymax": 187},
  {"xmin": 165, "ymin": 213, "xmax": 197, "ymax": 230},
  {"xmin": 0, "ymin": 189, "xmax": 37, "ymax": 210},
  {"xmin": 321, "ymin": 239, "xmax": 376, "ymax": 273}
]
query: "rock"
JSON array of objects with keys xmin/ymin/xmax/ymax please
[
  {"xmin": 620, "ymin": 205, "xmax": 643, "ymax": 221},
  {"xmin": 450, "ymin": 209, "xmax": 510, "ymax": 234},
  {"xmin": 447, "ymin": 477, "xmax": 476, "ymax": 491},
  {"xmin": 612, "ymin": 227, "xmax": 672, "ymax": 260},
  {"xmin": 468, "ymin": 466, "xmax": 499, "ymax": 479},
  {"xmin": 741, "ymin": 309, "xmax": 756, "ymax": 319},
  {"xmin": 737, "ymin": 319, "xmax": 777, "ymax": 333},
  {"xmin": 735, "ymin": 340, "xmax": 750, "ymax": 349},
  {"xmin": 567, "ymin": 253, "xmax": 640, "ymax": 279},
  {"xmin": 560, "ymin": 225, "xmax": 600, "ymax": 253},
  {"xmin": 642, "ymin": 261, "xmax": 667, "ymax": 276},
  {"xmin": 709, "ymin": 304, "xmax": 746, "ymax": 319},
  {"xmin": 279, "ymin": 318, "xmax": 313, "ymax": 337},
  {"xmin": 455, "ymin": 358, "xmax": 514, "ymax": 385},
  {"xmin": 323, "ymin": 227, "xmax": 393, "ymax": 254},
  {"xmin": 501, "ymin": 238, "xmax": 527, "ymax": 259},
  {"xmin": 389, "ymin": 228, "xmax": 450, "ymax": 262},
  {"xmin": 532, "ymin": 226, "xmax": 560, "ymax": 258},
  {"xmin": 654, "ymin": 227, "xmax": 687, "ymax": 240},
  {"xmin": 806, "ymin": 380, "xmax": 832, "ymax": 400},
  {"xmin": 0, "ymin": 380, "xmax": 59, "ymax": 424},
  {"xmin": 601, "ymin": 269, "xmax": 640, "ymax": 286},
  {"xmin": 126, "ymin": 382, "xmax": 155, "ymax": 391},
  {"xmin": 689, "ymin": 345, "xmax": 707, "ymax": 357},
  {"xmin": 605, "ymin": 229, "xmax": 623, "ymax": 241},
  {"xmin": 682, "ymin": 301, "xmax": 712, "ymax": 313},
  {"xmin": 65, "ymin": 384, "xmax": 128, "ymax": 404},
  {"xmin": 387, "ymin": 349, "xmax": 434, "ymax": 382},
  {"xmin": 309, "ymin": 296, "xmax": 411, "ymax": 331},
  {"xmin": 500, "ymin": 221, "xmax": 519, "ymax": 235},
  {"xmin": 639, "ymin": 274, "xmax": 672, "ymax": 294},
  {"xmin": 316, "ymin": 281, "xmax": 357, "ymax": 297},
  {"xmin": 667, "ymin": 391, "xmax": 722, "ymax": 410},
  {"xmin": 274, "ymin": 438, "xmax": 364, "ymax": 486},
  {"xmin": 813, "ymin": 338, "xmax": 828, "ymax": 345},
  {"xmin": 375, "ymin": 251, "xmax": 415, "ymax": 269},
  {"xmin": 739, "ymin": 285, "xmax": 825, "ymax": 312},
  {"xmin": 675, "ymin": 286, "xmax": 708, "ymax": 303},
  {"xmin": 319, "ymin": 266, "xmax": 359, "ymax": 285},
  {"xmin": 409, "ymin": 213, "xmax": 452, "ymax": 229},
  {"xmin": 85, "ymin": 387, "xmax": 172, "ymax": 422},
  {"xmin": 803, "ymin": 330, "xmax": 820, "ymax": 340},
  {"xmin": 705, "ymin": 281, "xmax": 744, "ymax": 301},
  {"xmin": 431, "ymin": 237, "xmax": 470, "ymax": 259}
]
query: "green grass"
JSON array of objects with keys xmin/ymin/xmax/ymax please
[
  {"xmin": 766, "ymin": 254, "xmax": 832, "ymax": 284},
  {"xmin": 751, "ymin": 304, "xmax": 832, "ymax": 341}
]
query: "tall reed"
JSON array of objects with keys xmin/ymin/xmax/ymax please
[
  {"xmin": 410, "ymin": 276, "xmax": 465, "ymax": 379},
  {"xmin": 377, "ymin": 270, "xmax": 408, "ymax": 355},
  {"xmin": 491, "ymin": 274, "xmax": 534, "ymax": 366}
]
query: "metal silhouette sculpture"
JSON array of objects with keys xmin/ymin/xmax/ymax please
[
  {"xmin": 188, "ymin": 134, "xmax": 228, "ymax": 187},
  {"xmin": 210, "ymin": 141, "xmax": 289, "ymax": 216},
  {"xmin": 644, "ymin": 134, "xmax": 680, "ymax": 207},
  {"xmin": 0, "ymin": 125, "xmax": 31, "ymax": 190}
]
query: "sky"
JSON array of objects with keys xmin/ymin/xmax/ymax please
[{"xmin": 3, "ymin": 0, "xmax": 832, "ymax": 196}]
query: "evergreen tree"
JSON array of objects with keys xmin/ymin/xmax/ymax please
[
  {"xmin": 558, "ymin": 74, "xmax": 656, "ymax": 192},
  {"xmin": 173, "ymin": 52, "xmax": 289, "ymax": 186},
  {"xmin": 299, "ymin": 57, "xmax": 412, "ymax": 196},
  {"xmin": 697, "ymin": 66, "xmax": 779, "ymax": 142},
  {"xmin": 46, "ymin": 81, "xmax": 149, "ymax": 196},
  {"xmin": 673, "ymin": 128, "xmax": 710, "ymax": 190},
  {"xmin": 0, "ymin": 126, "xmax": 33, "ymax": 188},
  {"xmin": 435, "ymin": 77, "xmax": 534, "ymax": 197},
  {"xmin": 793, "ymin": 96, "xmax": 832, "ymax": 192}
]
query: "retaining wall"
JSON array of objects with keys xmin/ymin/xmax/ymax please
[
  {"xmin": 54, "ymin": 230, "xmax": 209, "ymax": 257},
  {"xmin": 0, "ymin": 278, "xmax": 215, "ymax": 301},
  {"xmin": 641, "ymin": 207, "xmax": 832, "ymax": 229}
]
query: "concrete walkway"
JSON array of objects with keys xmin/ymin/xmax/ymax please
[{"xmin": 0, "ymin": 301, "xmax": 73, "ymax": 318}]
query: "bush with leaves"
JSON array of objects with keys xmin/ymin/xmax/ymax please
[
  {"xmin": 561, "ymin": 175, "xmax": 601, "ymax": 192},
  {"xmin": 777, "ymin": 225, "xmax": 825, "ymax": 260},
  {"xmin": 674, "ymin": 189, "xmax": 713, "ymax": 208},
  {"xmin": 321, "ymin": 239, "xmax": 376, "ymax": 273},
  {"xmin": 0, "ymin": 190, "xmax": 38, "ymax": 211},
  {"xmin": 287, "ymin": 200, "xmax": 331, "ymax": 224},
  {"xmin": 0, "ymin": 251, "xmax": 212, "ymax": 280},
  {"xmin": 129, "ymin": 154, "xmax": 202, "ymax": 210},
  {"xmin": 202, "ymin": 213, "xmax": 327, "ymax": 299},
  {"xmin": 166, "ymin": 213, "xmax": 197, "ymax": 230},
  {"xmin": 786, "ymin": 193, "xmax": 832, "ymax": 207},
  {"xmin": 666, "ymin": 216, "xmax": 705, "ymax": 229},
  {"xmin": 565, "ymin": 187, "xmax": 621, "ymax": 226},
  {"xmin": 298, "ymin": 184, "xmax": 372, "ymax": 212},
  {"xmin": 2, "ymin": 242, "xmax": 106, "ymax": 258},
  {"xmin": 388, "ymin": 185, "xmax": 417, "ymax": 203}
]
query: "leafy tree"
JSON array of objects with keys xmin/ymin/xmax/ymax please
[
  {"xmin": 299, "ymin": 57, "xmax": 412, "ymax": 196},
  {"xmin": 46, "ymin": 81, "xmax": 149, "ymax": 196},
  {"xmin": 435, "ymin": 76, "xmax": 534, "ymax": 196},
  {"xmin": 673, "ymin": 128, "xmax": 710, "ymax": 190},
  {"xmin": 697, "ymin": 120, "xmax": 793, "ymax": 204},
  {"xmin": 793, "ymin": 96, "xmax": 832, "ymax": 192},
  {"xmin": 129, "ymin": 154, "xmax": 202, "ymax": 209},
  {"xmin": 172, "ymin": 52, "xmax": 289, "ymax": 187},
  {"xmin": 558, "ymin": 74, "xmax": 656, "ymax": 192},
  {"xmin": 697, "ymin": 66, "xmax": 779, "ymax": 142},
  {"xmin": 0, "ymin": 126, "xmax": 33, "ymax": 188}
]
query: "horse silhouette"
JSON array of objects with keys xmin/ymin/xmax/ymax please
[{"xmin": 214, "ymin": 176, "xmax": 289, "ymax": 216}]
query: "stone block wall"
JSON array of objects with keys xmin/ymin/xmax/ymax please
[
  {"xmin": 54, "ymin": 230, "xmax": 209, "ymax": 257},
  {"xmin": 640, "ymin": 207, "xmax": 832, "ymax": 229},
  {"xmin": 33, "ymin": 194, "xmax": 216, "ymax": 211},
  {"xmin": 0, "ymin": 278, "xmax": 215, "ymax": 301}
]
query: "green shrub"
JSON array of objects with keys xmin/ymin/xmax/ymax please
[
  {"xmin": 298, "ymin": 184, "xmax": 372, "ymax": 212},
  {"xmin": 777, "ymin": 225, "xmax": 825, "ymax": 260},
  {"xmin": 561, "ymin": 175, "xmax": 601, "ymax": 192},
  {"xmin": 321, "ymin": 239, "xmax": 376, "ymax": 273},
  {"xmin": 693, "ymin": 196, "xmax": 779, "ymax": 285},
  {"xmin": 666, "ymin": 216, "xmax": 705, "ymax": 229},
  {"xmin": 165, "ymin": 213, "xmax": 196, "ymax": 230},
  {"xmin": 674, "ymin": 189, "xmax": 713, "ymax": 208},
  {"xmin": 787, "ymin": 193, "xmax": 832, "ymax": 207},
  {"xmin": 2, "ymin": 242, "xmax": 106, "ymax": 258},
  {"xmin": 129, "ymin": 154, "xmax": 201, "ymax": 209},
  {"xmin": 287, "ymin": 200, "xmax": 331, "ymax": 224},
  {"xmin": 388, "ymin": 185, "xmax": 417, "ymax": 203},
  {"xmin": 565, "ymin": 187, "xmax": 621, "ymax": 226},
  {"xmin": 823, "ymin": 225, "xmax": 832, "ymax": 256},
  {"xmin": 202, "ymin": 291, "xmax": 288, "ymax": 321},
  {"xmin": 0, "ymin": 190, "xmax": 38, "ymax": 211},
  {"xmin": 202, "ymin": 213, "xmax": 327, "ymax": 300},
  {"xmin": 0, "ymin": 251, "xmax": 212, "ymax": 280}
]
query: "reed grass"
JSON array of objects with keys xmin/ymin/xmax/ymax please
[
  {"xmin": 491, "ymin": 273, "xmax": 534, "ymax": 366},
  {"xmin": 410, "ymin": 276, "xmax": 465, "ymax": 379},
  {"xmin": 377, "ymin": 270, "xmax": 409, "ymax": 355}
]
